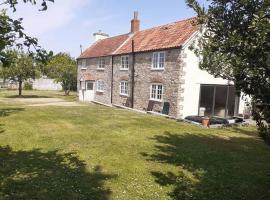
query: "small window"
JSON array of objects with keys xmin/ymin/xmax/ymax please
[
  {"xmin": 96, "ymin": 80, "xmax": 105, "ymax": 92},
  {"xmin": 97, "ymin": 58, "xmax": 105, "ymax": 69},
  {"xmin": 150, "ymin": 84, "xmax": 163, "ymax": 101},
  {"xmin": 81, "ymin": 59, "xmax": 86, "ymax": 69},
  {"xmin": 152, "ymin": 52, "xmax": 165, "ymax": 69},
  {"xmin": 120, "ymin": 81, "xmax": 128, "ymax": 96},
  {"xmin": 86, "ymin": 81, "xmax": 94, "ymax": 90},
  {"xmin": 121, "ymin": 56, "xmax": 129, "ymax": 70},
  {"xmin": 80, "ymin": 59, "xmax": 87, "ymax": 69}
]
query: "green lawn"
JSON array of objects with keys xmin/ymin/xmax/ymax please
[{"xmin": 0, "ymin": 90, "xmax": 269, "ymax": 200}]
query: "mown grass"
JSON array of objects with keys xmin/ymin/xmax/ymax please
[
  {"xmin": 0, "ymin": 90, "xmax": 269, "ymax": 200},
  {"xmin": 0, "ymin": 89, "xmax": 77, "ymax": 101}
]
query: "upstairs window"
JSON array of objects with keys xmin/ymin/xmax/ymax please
[
  {"xmin": 121, "ymin": 56, "xmax": 129, "ymax": 70},
  {"xmin": 97, "ymin": 58, "xmax": 105, "ymax": 69},
  {"xmin": 152, "ymin": 52, "xmax": 165, "ymax": 69},
  {"xmin": 120, "ymin": 81, "xmax": 129, "ymax": 96},
  {"xmin": 96, "ymin": 80, "xmax": 105, "ymax": 92},
  {"xmin": 80, "ymin": 59, "xmax": 87, "ymax": 70},
  {"xmin": 150, "ymin": 84, "xmax": 163, "ymax": 101}
]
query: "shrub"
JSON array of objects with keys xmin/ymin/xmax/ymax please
[{"xmin": 23, "ymin": 82, "xmax": 33, "ymax": 90}]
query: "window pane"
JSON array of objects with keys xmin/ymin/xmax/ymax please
[
  {"xmin": 151, "ymin": 85, "xmax": 156, "ymax": 98},
  {"xmin": 153, "ymin": 53, "xmax": 158, "ymax": 68},
  {"xmin": 199, "ymin": 85, "xmax": 214, "ymax": 117},
  {"xmin": 159, "ymin": 53, "xmax": 165, "ymax": 68},
  {"xmin": 99, "ymin": 58, "xmax": 105, "ymax": 68},
  {"xmin": 86, "ymin": 82, "xmax": 93, "ymax": 90},
  {"xmin": 120, "ymin": 81, "xmax": 128, "ymax": 95},
  {"xmin": 157, "ymin": 85, "xmax": 163, "ymax": 99},
  {"xmin": 214, "ymin": 86, "xmax": 227, "ymax": 117},
  {"xmin": 227, "ymin": 86, "xmax": 237, "ymax": 117}
]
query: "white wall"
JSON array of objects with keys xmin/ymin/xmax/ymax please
[
  {"xmin": 32, "ymin": 77, "xmax": 62, "ymax": 91},
  {"xmin": 180, "ymin": 34, "xmax": 247, "ymax": 118}
]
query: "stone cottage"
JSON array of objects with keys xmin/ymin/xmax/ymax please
[{"xmin": 77, "ymin": 12, "xmax": 248, "ymax": 119}]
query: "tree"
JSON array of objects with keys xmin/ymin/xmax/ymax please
[
  {"xmin": 46, "ymin": 53, "xmax": 77, "ymax": 95},
  {"xmin": 0, "ymin": 0, "xmax": 54, "ymax": 64},
  {"xmin": 186, "ymin": 0, "xmax": 270, "ymax": 143},
  {"xmin": 0, "ymin": 50, "xmax": 40, "ymax": 96}
]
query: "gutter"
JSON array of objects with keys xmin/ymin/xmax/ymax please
[
  {"xmin": 111, "ymin": 55, "xmax": 114, "ymax": 104},
  {"xmin": 131, "ymin": 39, "xmax": 135, "ymax": 108}
]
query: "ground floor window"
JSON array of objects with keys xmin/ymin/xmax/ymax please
[
  {"xmin": 96, "ymin": 80, "xmax": 105, "ymax": 92},
  {"xmin": 150, "ymin": 84, "xmax": 163, "ymax": 101},
  {"xmin": 86, "ymin": 81, "xmax": 94, "ymax": 90},
  {"xmin": 199, "ymin": 84, "xmax": 239, "ymax": 118},
  {"xmin": 120, "ymin": 81, "xmax": 128, "ymax": 96}
]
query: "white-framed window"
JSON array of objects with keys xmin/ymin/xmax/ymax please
[
  {"xmin": 80, "ymin": 59, "xmax": 87, "ymax": 70},
  {"xmin": 97, "ymin": 58, "xmax": 105, "ymax": 69},
  {"xmin": 152, "ymin": 52, "xmax": 165, "ymax": 69},
  {"xmin": 120, "ymin": 81, "xmax": 129, "ymax": 96},
  {"xmin": 121, "ymin": 55, "xmax": 129, "ymax": 70},
  {"xmin": 96, "ymin": 80, "xmax": 105, "ymax": 92},
  {"xmin": 150, "ymin": 84, "xmax": 163, "ymax": 101}
]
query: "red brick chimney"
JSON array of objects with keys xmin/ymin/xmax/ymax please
[{"xmin": 131, "ymin": 11, "xmax": 140, "ymax": 33}]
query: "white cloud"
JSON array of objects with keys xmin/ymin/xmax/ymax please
[{"xmin": 8, "ymin": 0, "xmax": 91, "ymax": 36}]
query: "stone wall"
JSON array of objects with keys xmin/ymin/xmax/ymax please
[
  {"xmin": 111, "ymin": 48, "xmax": 184, "ymax": 118},
  {"xmin": 111, "ymin": 55, "xmax": 132, "ymax": 107},
  {"xmin": 132, "ymin": 49, "xmax": 184, "ymax": 118},
  {"xmin": 77, "ymin": 48, "xmax": 185, "ymax": 118},
  {"xmin": 77, "ymin": 56, "xmax": 112, "ymax": 105}
]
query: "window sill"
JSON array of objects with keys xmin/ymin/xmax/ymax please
[
  {"xmin": 81, "ymin": 67, "xmax": 87, "ymax": 70},
  {"xmin": 96, "ymin": 90, "xmax": 104, "ymax": 94},
  {"xmin": 151, "ymin": 68, "xmax": 164, "ymax": 71},
  {"xmin": 149, "ymin": 98, "xmax": 163, "ymax": 103},
  {"xmin": 120, "ymin": 94, "xmax": 129, "ymax": 97},
  {"xmin": 120, "ymin": 68, "xmax": 129, "ymax": 71},
  {"xmin": 97, "ymin": 68, "xmax": 105, "ymax": 71}
]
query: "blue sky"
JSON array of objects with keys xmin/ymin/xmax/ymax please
[{"xmin": 9, "ymin": 0, "xmax": 206, "ymax": 58}]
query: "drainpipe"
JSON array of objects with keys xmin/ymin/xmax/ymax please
[
  {"xmin": 111, "ymin": 55, "xmax": 114, "ymax": 104},
  {"xmin": 131, "ymin": 39, "xmax": 135, "ymax": 108}
]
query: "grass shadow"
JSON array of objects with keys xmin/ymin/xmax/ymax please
[
  {"xmin": 142, "ymin": 132, "xmax": 270, "ymax": 200},
  {"xmin": 0, "ymin": 146, "xmax": 116, "ymax": 200},
  {"xmin": 0, "ymin": 108, "xmax": 24, "ymax": 117},
  {"xmin": 6, "ymin": 95, "xmax": 51, "ymax": 99},
  {"xmin": 230, "ymin": 126, "xmax": 257, "ymax": 136}
]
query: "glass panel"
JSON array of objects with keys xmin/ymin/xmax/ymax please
[
  {"xmin": 86, "ymin": 81, "xmax": 93, "ymax": 90},
  {"xmin": 152, "ymin": 53, "xmax": 158, "ymax": 68},
  {"xmin": 157, "ymin": 85, "xmax": 163, "ymax": 99},
  {"xmin": 227, "ymin": 86, "xmax": 237, "ymax": 117},
  {"xmin": 199, "ymin": 85, "xmax": 214, "ymax": 117},
  {"xmin": 159, "ymin": 52, "xmax": 165, "ymax": 68},
  {"xmin": 214, "ymin": 86, "xmax": 227, "ymax": 117},
  {"xmin": 151, "ymin": 85, "xmax": 156, "ymax": 99}
]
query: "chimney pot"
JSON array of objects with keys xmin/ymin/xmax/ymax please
[
  {"xmin": 131, "ymin": 11, "xmax": 140, "ymax": 33},
  {"xmin": 93, "ymin": 30, "xmax": 109, "ymax": 42}
]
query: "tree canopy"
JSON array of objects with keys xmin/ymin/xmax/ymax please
[
  {"xmin": 0, "ymin": 0, "xmax": 54, "ymax": 63},
  {"xmin": 186, "ymin": 0, "xmax": 270, "ymax": 143},
  {"xmin": 46, "ymin": 53, "xmax": 77, "ymax": 95},
  {"xmin": 0, "ymin": 49, "xmax": 40, "ymax": 96}
]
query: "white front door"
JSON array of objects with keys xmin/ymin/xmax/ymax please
[{"xmin": 84, "ymin": 81, "xmax": 95, "ymax": 101}]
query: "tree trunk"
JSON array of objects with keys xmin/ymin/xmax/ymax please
[{"xmin": 18, "ymin": 79, "xmax": 22, "ymax": 96}]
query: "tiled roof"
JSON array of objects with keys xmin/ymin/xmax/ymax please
[
  {"xmin": 79, "ymin": 34, "xmax": 130, "ymax": 59},
  {"xmin": 79, "ymin": 17, "xmax": 198, "ymax": 59}
]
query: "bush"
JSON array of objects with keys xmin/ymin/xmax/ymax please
[
  {"xmin": 23, "ymin": 82, "xmax": 33, "ymax": 90},
  {"xmin": 252, "ymin": 101, "xmax": 270, "ymax": 145}
]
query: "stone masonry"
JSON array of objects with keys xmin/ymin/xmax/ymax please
[{"xmin": 78, "ymin": 48, "xmax": 186, "ymax": 118}]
